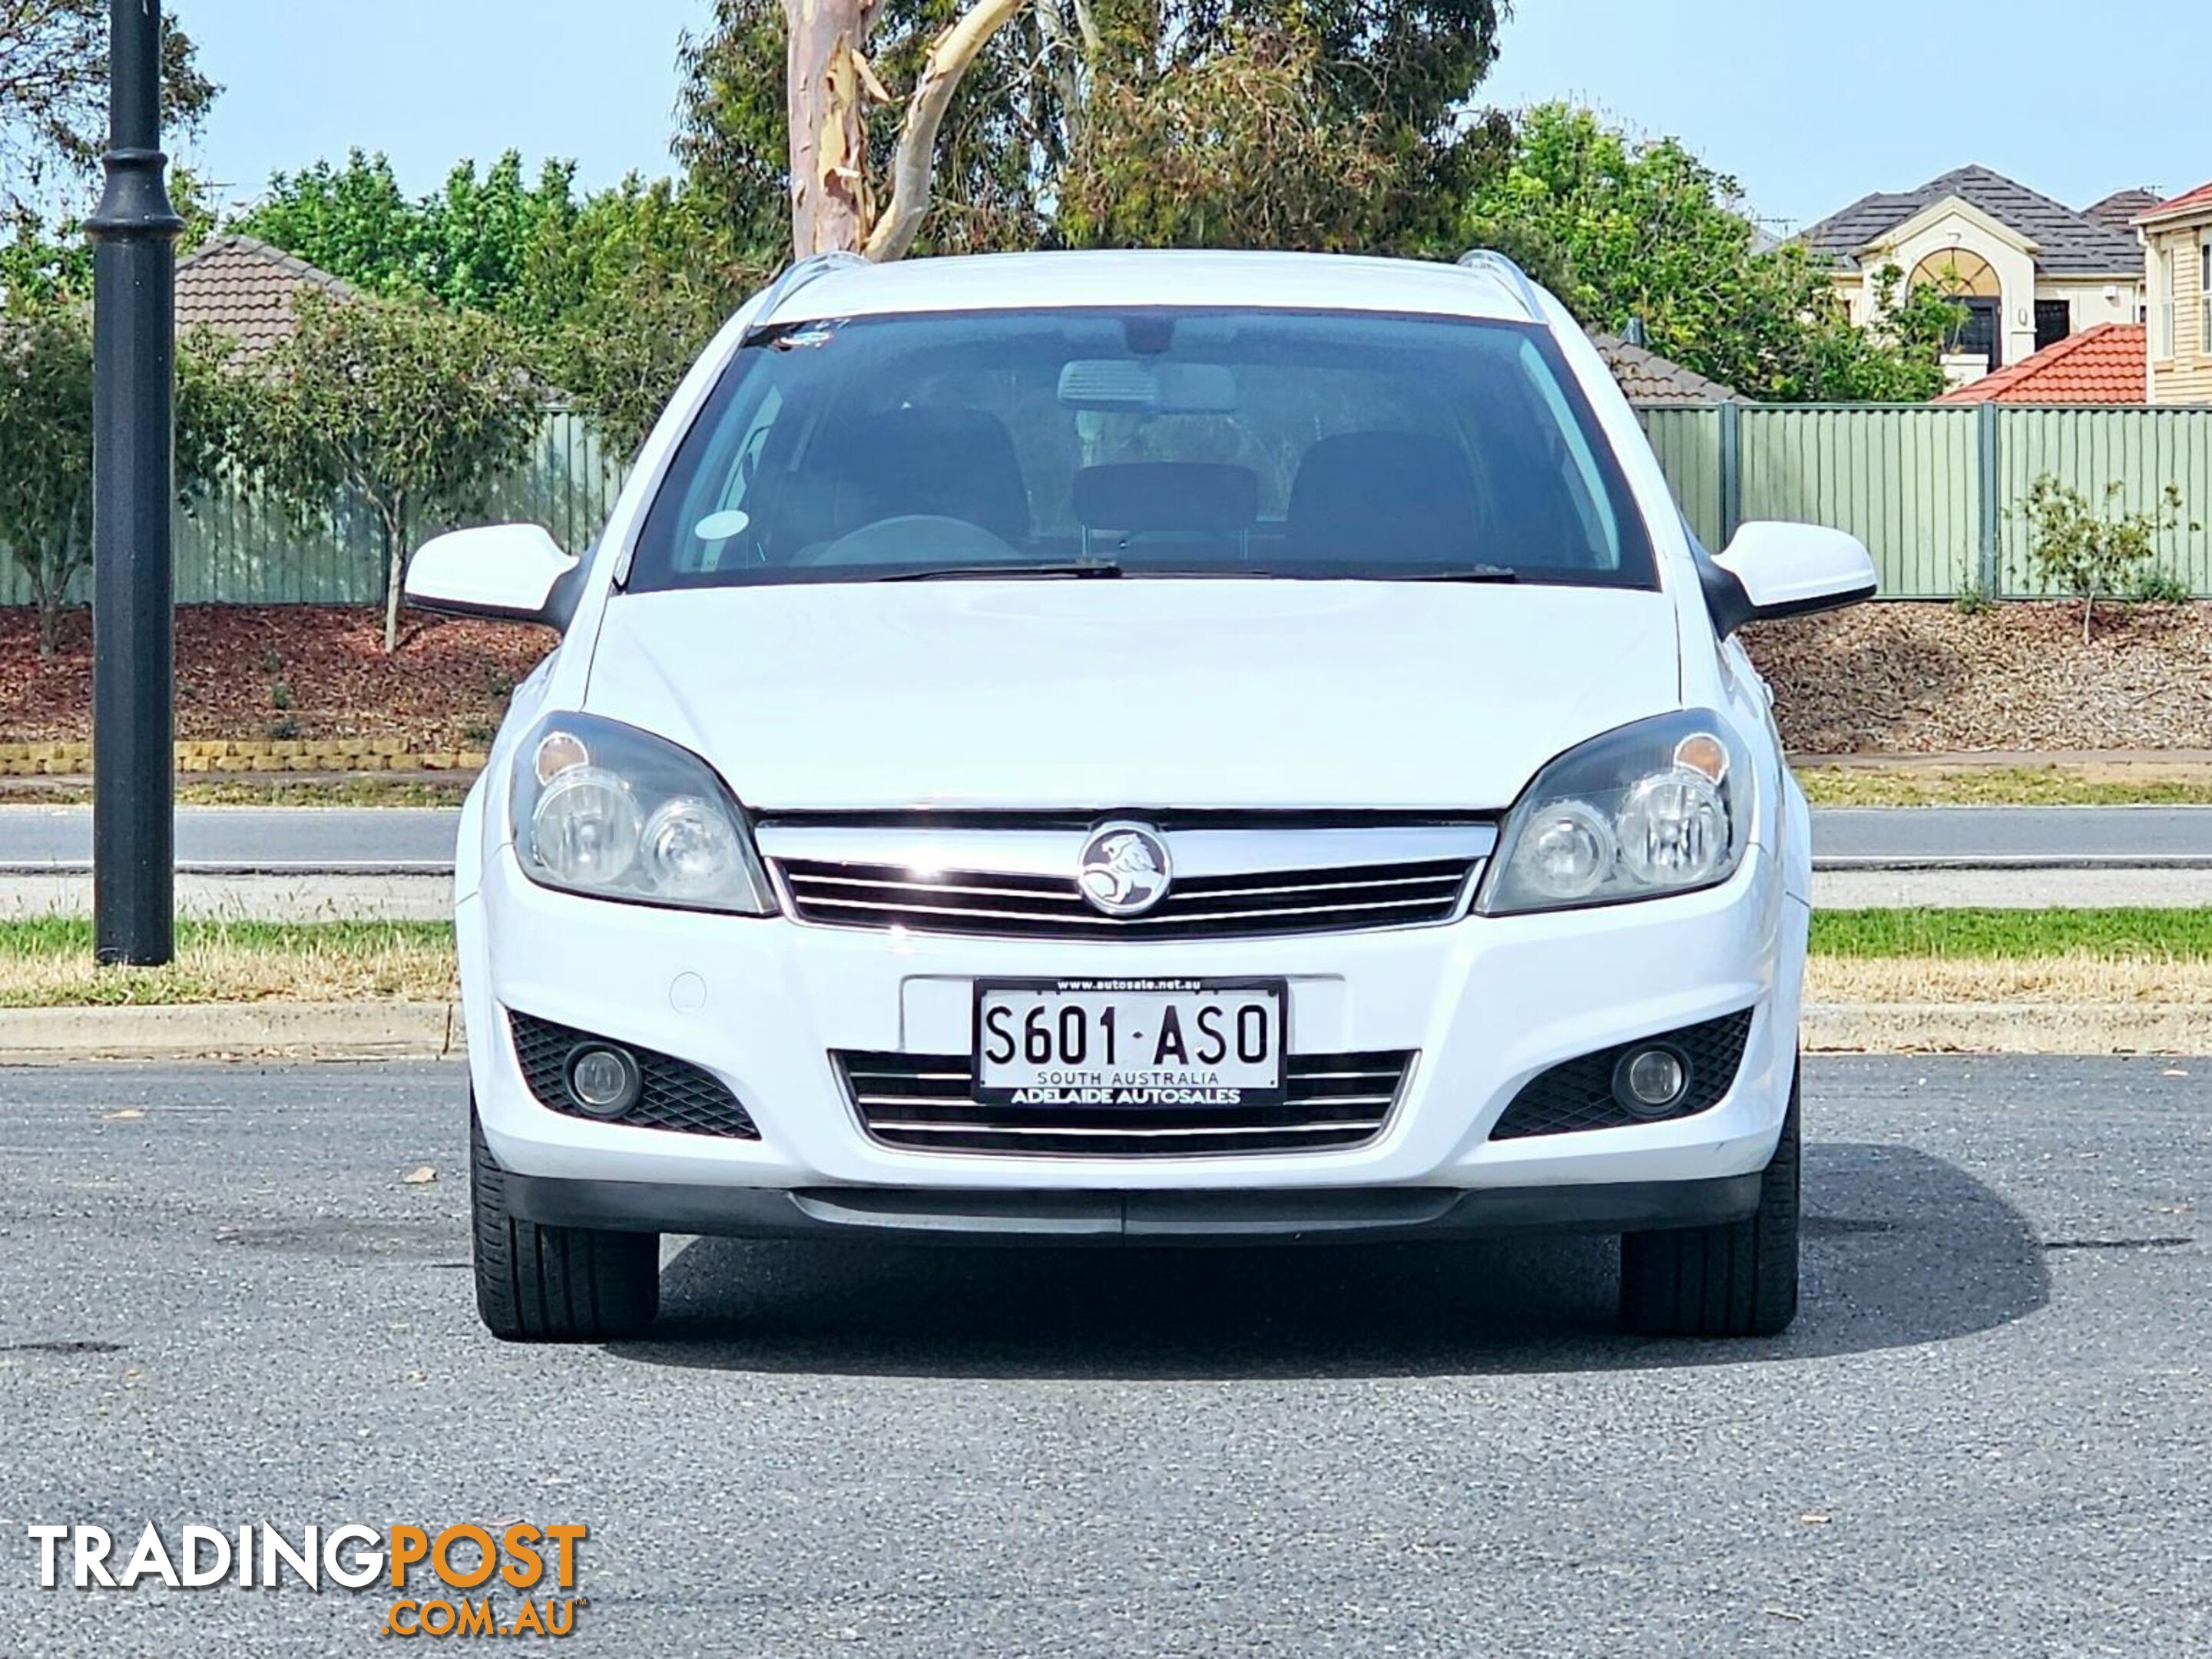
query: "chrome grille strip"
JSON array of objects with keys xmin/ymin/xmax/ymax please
[
  {"xmin": 787, "ymin": 892, "xmax": 1460, "ymax": 927},
  {"xmin": 758, "ymin": 822, "xmax": 1498, "ymax": 879}
]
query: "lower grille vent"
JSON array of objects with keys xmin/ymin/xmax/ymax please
[
  {"xmin": 837, "ymin": 1049, "xmax": 1413, "ymax": 1157},
  {"xmin": 508, "ymin": 1011, "xmax": 759, "ymax": 1141},
  {"xmin": 1488, "ymin": 1008, "xmax": 1755, "ymax": 1141}
]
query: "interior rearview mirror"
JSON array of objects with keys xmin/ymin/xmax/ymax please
[
  {"xmin": 1703, "ymin": 522, "xmax": 1877, "ymax": 637},
  {"xmin": 404, "ymin": 525, "xmax": 581, "ymax": 629},
  {"xmin": 1057, "ymin": 359, "xmax": 1238, "ymax": 414}
]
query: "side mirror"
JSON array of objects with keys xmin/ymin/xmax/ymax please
[
  {"xmin": 1701, "ymin": 522, "xmax": 1877, "ymax": 637},
  {"xmin": 404, "ymin": 525, "xmax": 581, "ymax": 629}
]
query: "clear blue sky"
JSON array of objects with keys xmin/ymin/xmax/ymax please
[{"xmin": 174, "ymin": 0, "xmax": 2210, "ymax": 229}]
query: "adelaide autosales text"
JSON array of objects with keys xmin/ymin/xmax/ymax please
[{"xmin": 27, "ymin": 1522, "xmax": 588, "ymax": 1638}]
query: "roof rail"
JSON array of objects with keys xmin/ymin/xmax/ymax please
[
  {"xmin": 1455, "ymin": 249, "xmax": 1545, "ymax": 325},
  {"xmin": 741, "ymin": 250, "xmax": 869, "ymax": 343}
]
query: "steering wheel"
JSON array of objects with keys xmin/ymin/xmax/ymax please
[{"xmin": 798, "ymin": 514, "xmax": 1022, "ymax": 568}]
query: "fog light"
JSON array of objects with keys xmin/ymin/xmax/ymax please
[
  {"xmin": 565, "ymin": 1045, "xmax": 642, "ymax": 1118},
  {"xmin": 1614, "ymin": 1045, "xmax": 1688, "ymax": 1116}
]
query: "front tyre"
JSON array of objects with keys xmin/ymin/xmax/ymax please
[
  {"xmin": 470, "ymin": 1101, "xmax": 660, "ymax": 1342},
  {"xmin": 1618, "ymin": 1061, "xmax": 1801, "ymax": 1337}
]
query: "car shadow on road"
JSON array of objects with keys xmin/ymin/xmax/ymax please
[{"xmin": 608, "ymin": 1143, "xmax": 2048, "ymax": 1379}]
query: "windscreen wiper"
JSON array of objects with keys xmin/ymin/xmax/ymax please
[
  {"xmin": 1400, "ymin": 565, "xmax": 1520, "ymax": 582},
  {"xmin": 876, "ymin": 561, "xmax": 1125, "ymax": 582}
]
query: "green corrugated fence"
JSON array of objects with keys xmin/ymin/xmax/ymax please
[
  {"xmin": 6, "ymin": 403, "xmax": 2211, "ymax": 606},
  {"xmin": 1636, "ymin": 402, "xmax": 2212, "ymax": 599},
  {"xmin": 0, "ymin": 410, "xmax": 627, "ymax": 608}
]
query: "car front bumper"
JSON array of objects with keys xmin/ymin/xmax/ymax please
[{"xmin": 461, "ymin": 842, "xmax": 1806, "ymax": 1232}]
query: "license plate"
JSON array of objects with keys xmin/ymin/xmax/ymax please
[{"xmin": 973, "ymin": 979, "xmax": 1286, "ymax": 1107}]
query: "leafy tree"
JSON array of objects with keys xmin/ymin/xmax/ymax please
[
  {"xmin": 230, "ymin": 151, "xmax": 422, "ymax": 296},
  {"xmin": 0, "ymin": 291, "xmax": 243, "ymax": 654},
  {"xmin": 1462, "ymin": 104, "xmax": 1953, "ymax": 402},
  {"xmin": 2018, "ymin": 478, "xmax": 2197, "ymax": 642},
  {"xmin": 680, "ymin": 0, "xmax": 1058, "ymax": 260},
  {"xmin": 251, "ymin": 292, "xmax": 541, "ymax": 651},
  {"xmin": 234, "ymin": 150, "xmax": 588, "ymax": 317},
  {"xmin": 530, "ymin": 179, "xmax": 767, "ymax": 454},
  {"xmin": 676, "ymin": 0, "xmax": 1505, "ymax": 260},
  {"xmin": 1061, "ymin": 20, "xmax": 1510, "ymax": 253},
  {"xmin": 2, "ymin": 167, "xmax": 216, "ymax": 308},
  {"xmin": 1083, "ymin": 0, "xmax": 1506, "ymax": 224},
  {"xmin": 238, "ymin": 156, "xmax": 761, "ymax": 452},
  {"xmin": 0, "ymin": 0, "xmax": 217, "ymax": 210}
]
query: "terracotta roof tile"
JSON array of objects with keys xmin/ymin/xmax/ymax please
[
  {"xmin": 174, "ymin": 233, "xmax": 356, "ymax": 358},
  {"xmin": 1930, "ymin": 323, "xmax": 2146, "ymax": 405},
  {"xmin": 2137, "ymin": 179, "xmax": 2212, "ymax": 225}
]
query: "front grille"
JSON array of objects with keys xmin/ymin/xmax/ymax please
[
  {"xmin": 508, "ymin": 1011, "xmax": 760, "ymax": 1140},
  {"xmin": 838, "ymin": 1049, "xmax": 1414, "ymax": 1157},
  {"xmin": 1488, "ymin": 1008, "xmax": 1755, "ymax": 1141},
  {"xmin": 780, "ymin": 857, "xmax": 1477, "ymax": 941}
]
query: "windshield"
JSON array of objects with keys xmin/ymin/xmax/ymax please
[{"xmin": 625, "ymin": 308, "xmax": 1657, "ymax": 591}]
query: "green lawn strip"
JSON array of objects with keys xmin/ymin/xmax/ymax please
[
  {"xmin": 0, "ymin": 919, "xmax": 452, "ymax": 957},
  {"xmin": 1810, "ymin": 908, "xmax": 2212, "ymax": 961},
  {"xmin": 1795, "ymin": 767, "xmax": 2212, "ymax": 808},
  {"xmin": 2, "ymin": 912, "xmax": 2206, "ymax": 976}
]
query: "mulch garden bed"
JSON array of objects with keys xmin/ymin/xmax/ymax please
[
  {"xmin": 1744, "ymin": 600, "xmax": 2212, "ymax": 754},
  {"xmin": 0, "ymin": 606, "xmax": 555, "ymax": 750},
  {"xmin": 3, "ymin": 599, "xmax": 2209, "ymax": 758}
]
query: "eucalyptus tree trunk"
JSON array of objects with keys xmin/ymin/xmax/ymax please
[
  {"xmin": 783, "ymin": 0, "xmax": 1035, "ymax": 261},
  {"xmin": 785, "ymin": 0, "xmax": 876, "ymax": 257}
]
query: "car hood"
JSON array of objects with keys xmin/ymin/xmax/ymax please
[{"xmin": 584, "ymin": 581, "xmax": 1682, "ymax": 811}]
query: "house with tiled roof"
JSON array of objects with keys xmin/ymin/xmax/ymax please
[
  {"xmin": 2082, "ymin": 189, "xmax": 2162, "ymax": 233},
  {"xmin": 1588, "ymin": 333, "xmax": 1737, "ymax": 406},
  {"xmin": 174, "ymin": 233, "xmax": 359, "ymax": 359},
  {"xmin": 1930, "ymin": 323, "xmax": 2146, "ymax": 405},
  {"xmin": 1798, "ymin": 164, "xmax": 2144, "ymax": 389},
  {"xmin": 2137, "ymin": 180, "xmax": 2212, "ymax": 405}
]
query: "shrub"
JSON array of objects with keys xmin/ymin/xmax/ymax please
[{"xmin": 2016, "ymin": 478, "xmax": 2197, "ymax": 642}]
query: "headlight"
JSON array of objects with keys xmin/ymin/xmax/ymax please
[
  {"xmin": 1481, "ymin": 711, "xmax": 1751, "ymax": 915},
  {"xmin": 508, "ymin": 713, "xmax": 775, "ymax": 915}
]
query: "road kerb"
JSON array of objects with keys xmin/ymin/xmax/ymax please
[
  {"xmin": 2, "ymin": 999, "xmax": 2207, "ymax": 1062},
  {"xmin": 0, "ymin": 1001, "xmax": 464, "ymax": 1063},
  {"xmin": 1803, "ymin": 1001, "xmax": 2212, "ymax": 1055}
]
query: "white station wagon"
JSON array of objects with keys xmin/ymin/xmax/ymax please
[{"xmin": 407, "ymin": 248, "xmax": 1875, "ymax": 1343}]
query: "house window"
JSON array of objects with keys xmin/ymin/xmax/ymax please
[
  {"xmin": 2034, "ymin": 300, "xmax": 2071, "ymax": 352},
  {"xmin": 2167, "ymin": 247, "xmax": 2185, "ymax": 360},
  {"xmin": 2201, "ymin": 237, "xmax": 2212, "ymax": 356}
]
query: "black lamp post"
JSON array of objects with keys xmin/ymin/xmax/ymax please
[{"xmin": 84, "ymin": 0, "xmax": 183, "ymax": 965}]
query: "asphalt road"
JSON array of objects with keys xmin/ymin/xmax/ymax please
[
  {"xmin": 1812, "ymin": 805, "xmax": 2212, "ymax": 867},
  {"xmin": 2, "ymin": 1057, "xmax": 2206, "ymax": 1656},
  {"xmin": 2, "ymin": 804, "xmax": 2210, "ymax": 873}
]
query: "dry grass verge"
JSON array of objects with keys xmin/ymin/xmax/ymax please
[
  {"xmin": 1808, "ymin": 956, "xmax": 2212, "ymax": 1005},
  {"xmin": 0, "ymin": 921, "xmax": 454, "ymax": 1008},
  {"xmin": 5, "ymin": 913, "xmax": 2209, "ymax": 1012}
]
